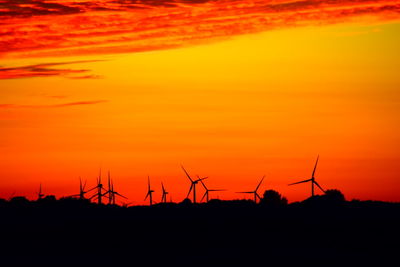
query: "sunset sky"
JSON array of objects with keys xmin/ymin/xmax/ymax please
[{"xmin": 1, "ymin": 0, "xmax": 399, "ymax": 204}]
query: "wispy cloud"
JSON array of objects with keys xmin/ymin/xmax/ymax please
[
  {"xmin": 0, "ymin": 60, "xmax": 102, "ymax": 79},
  {"xmin": 0, "ymin": 1, "xmax": 399, "ymax": 58},
  {"xmin": 0, "ymin": 100, "xmax": 108, "ymax": 109}
]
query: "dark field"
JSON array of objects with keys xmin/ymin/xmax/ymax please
[{"xmin": 1, "ymin": 199, "xmax": 399, "ymax": 266}]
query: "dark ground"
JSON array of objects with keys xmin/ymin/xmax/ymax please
[{"xmin": 1, "ymin": 198, "xmax": 399, "ymax": 266}]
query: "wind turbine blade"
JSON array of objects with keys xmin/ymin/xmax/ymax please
[
  {"xmin": 83, "ymin": 179, "xmax": 87, "ymax": 191},
  {"xmin": 255, "ymin": 175, "xmax": 265, "ymax": 192},
  {"xmin": 198, "ymin": 177, "xmax": 208, "ymax": 190},
  {"xmin": 312, "ymin": 155, "xmax": 319, "ymax": 178},
  {"xmin": 256, "ymin": 192, "xmax": 262, "ymax": 200},
  {"xmin": 102, "ymin": 192, "xmax": 111, "ymax": 198},
  {"xmin": 186, "ymin": 184, "xmax": 193, "ymax": 199},
  {"xmin": 181, "ymin": 165, "xmax": 194, "ymax": 182},
  {"xmin": 161, "ymin": 182, "xmax": 165, "ymax": 192},
  {"xmin": 100, "ymin": 187, "xmax": 108, "ymax": 192},
  {"xmin": 115, "ymin": 192, "xmax": 128, "ymax": 199},
  {"xmin": 198, "ymin": 177, "xmax": 208, "ymax": 182},
  {"xmin": 200, "ymin": 192, "xmax": 207, "ymax": 202},
  {"xmin": 144, "ymin": 192, "xmax": 150, "ymax": 201},
  {"xmin": 87, "ymin": 186, "xmax": 97, "ymax": 192},
  {"xmin": 148, "ymin": 176, "xmax": 151, "ymax": 191},
  {"xmin": 288, "ymin": 179, "xmax": 312, "ymax": 186},
  {"xmin": 209, "ymin": 189, "xmax": 226, "ymax": 192},
  {"xmin": 236, "ymin": 191, "xmax": 253, "ymax": 194},
  {"xmin": 108, "ymin": 171, "xmax": 111, "ymax": 191},
  {"xmin": 101, "ymin": 190, "xmax": 110, "ymax": 195},
  {"xmin": 314, "ymin": 180, "xmax": 325, "ymax": 193}
]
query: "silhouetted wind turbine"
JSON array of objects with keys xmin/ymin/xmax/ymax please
[
  {"xmin": 70, "ymin": 177, "xmax": 87, "ymax": 200},
  {"xmin": 78, "ymin": 177, "xmax": 87, "ymax": 199},
  {"xmin": 103, "ymin": 171, "xmax": 127, "ymax": 205},
  {"xmin": 144, "ymin": 176, "xmax": 154, "ymax": 206},
  {"xmin": 161, "ymin": 182, "xmax": 168, "ymax": 203},
  {"xmin": 199, "ymin": 177, "xmax": 225, "ymax": 203},
  {"xmin": 288, "ymin": 155, "xmax": 325, "ymax": 197},
  {"xmin": 181, "ymin": 165, "xmax": 207, "ymax": 204},
  {"xmin": 37, "ymin": 183, "xmax": 44, "ymax": 200},
  {"xmin": 236, "ymin": 175, "xmax": 265, "ymax": 203},
  {"xmin": 89, "ymin": 169, "xmax": 107, "ymax": 204}
]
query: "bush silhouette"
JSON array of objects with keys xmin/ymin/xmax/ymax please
[
  {"xmin": 260, "ymin": 190, "xmax": 288, "ymax": 207},
  {"xmin": 324, "ymin": 189, "xmax": 345, "ymax": 202}
]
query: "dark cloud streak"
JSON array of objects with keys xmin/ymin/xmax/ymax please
[{"xmin": 0, "ymin": 60, "xmax": 103, "ymax": 79}]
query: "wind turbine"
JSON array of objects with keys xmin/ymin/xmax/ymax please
[
  {"xmin": 89, "ymin": 169, "xmax": 107, "ymax": 204},
  {"xmin": 236, "ymin": 175, "xmax": 265, "ymax": 203},
  {"xmin": 78, "ymin": 177, "xmax": 87, "ymax": 200},
  {"xmin": 161, "ymin": 182, "xmax": 168, "ymax": 203},
  {"xmin": 288, "ymin": 155, "xmax": 325, "ymax": 197},
  {"xmin": 199, "ymin": 177, "xmax": 225, "ymax": 203},
  {"xmin": 37, "ymin": 183, "xmax": 44, "ymax": 200},
  {"xmin": 181, "ymin": 165, "xmax": 207, "ymax": 204},
  {"xmin": 70, "ymin": 177, "xmax": 87, "ymax": 200},
  {"xmin": 103, "ymin": 171, "xmax": 127, "ymax": 205},
  {"xmin": 144, "ymin": 176, "xmax": 154, "ymax": 206}
]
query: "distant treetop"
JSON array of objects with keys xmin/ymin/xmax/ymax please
[{"xmin": 260, "ymin": 190, "xmax": 288, "ymax": 207}]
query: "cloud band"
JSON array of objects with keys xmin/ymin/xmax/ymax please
[{"xmin": 0, "ymin": 0, "xmax": 399, "ymax": 58}]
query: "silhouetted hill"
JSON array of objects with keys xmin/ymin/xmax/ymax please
[{"xmin": 0, "ymin": 198, "xmax": 399, "ymax": 266}]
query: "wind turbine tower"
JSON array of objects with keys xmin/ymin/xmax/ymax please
[
  {"xmin": 145, "ymin": 176, "xmax": 154, "ymax": 206},
  {"xmin": 161, "ymin": 182, "xmax": 168, "ymax": 203}
]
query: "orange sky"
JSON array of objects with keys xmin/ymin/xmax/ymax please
[{"xmin": 1, "ymin": 0, "xmax": 400, "ymax": 204}]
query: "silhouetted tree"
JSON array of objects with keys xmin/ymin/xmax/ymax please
[
  {"xmin": 303, "ymin": 189, "xmax": 346, "ymax": 207},
  {"xmin": 260, "ymin": 190, "xmax": 288, "ymax": 207},
  {"xmin": 324, "ymin": 189, "xmax": 345, "ymax": 202},
  {"xmin": 179, "ymin": 198, "xmax": 192, "ymax": 206}
]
